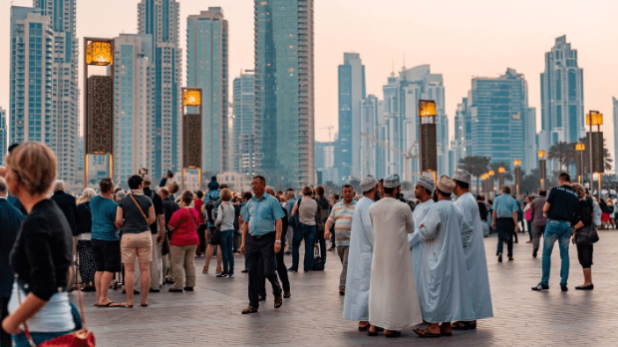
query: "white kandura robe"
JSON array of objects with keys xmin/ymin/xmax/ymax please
[
  {"xmin": 343, "ymin": 196, "xmax": 375, "ymax": 322},
  {"xmin": 455, "ymin": 192, "xmax": 493, "ymax": 321},
  {"xmin": 409, "ymin": 199, "xmax": 435, "ymax": 296},
  {"xmin": 368, "ymin": 197, "xmax": 422, "ymax": 330},
  {"xmin": 416, "ymin": 200, "xmax": 475, "ymax": 323}
]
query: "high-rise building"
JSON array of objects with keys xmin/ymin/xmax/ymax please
[
  {"xmin": 9, "ymin": 7, "xmax": 55, "ymax": 150},
  {"xmin": 0, "ymin": 107, "xmax": 6, "ymax": 165},
  {"xmin": 359, "ymin": 95, "xmax": 383, "ymax": 178},
  {"xmin": 254, "ymin": 0, "xmax": 314, "ymax": 188},
  {"xmin": 336, "ymin": 53, "xmax": 366, "ymax": 181},
  {"xmin": 613, "ymin": 97, "xmax": 618, "ymax": 171},
  {"xmin": 381, "ymin": 65, "xmax": 449, "ymax": 181},
  {"xmin": 540, "ymin": 35, "xmax": 584, "ymax": 150},
  {"xmin": 449, "ymin": 96, "xmax": 471, "ymax": 176},
  {"xmin": 113, "ymin": 34, "xmax": 154, "ymax": 184},
  {"xmin": 233, "ymin": 70, "xmax": 256, "ymax": 176},
  {"xmin": 314, "ymin": 140, "xmax": 337, "ymax": 183},
  {"xmin": 138, "ymin": 0, "xmax": 182, "ymax": 179},
  {"xmin": 187, "ymin": 7, "xmax": 229, "ymax": 175},
  {"xmin": 464, "ymin": 68, "xmax": 536, "ymax": 171}
]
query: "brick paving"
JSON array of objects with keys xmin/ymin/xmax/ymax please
[{"xmin": 79, "ymin": 230, "xmax": 618, "ymax": 346}]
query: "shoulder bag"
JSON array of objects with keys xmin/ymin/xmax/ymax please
[
  {"xmin": 575, "ymin": 223, "xmax": 600, "ymax": 245},
  {"xmin": 129, "ymin": 194, "xmax": 149, "ymax": 226}
]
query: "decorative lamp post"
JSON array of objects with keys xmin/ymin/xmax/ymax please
[
  {"xmin": 586, "ymin": 111, "xmax": 604, "ymax": 199},
  {"xmin": 538, "ymin": 150, "xmax": 546, "ymax": 190},
  {"xmin": 488, "ymin": 170, "xmax": 495, "ymax": 199},
  {"xmin": 182, "ymin": 88, "xmax": 203, "ymax": 191},
  {"xmin": 513, "ymin": 159, "xmax": 521, "ymax": 198},
  {"xmin": 418, "ymin": 100, "xmax": 438, "ymax": 182},
  {"xmin": 83, "ymin": 38, "xmax": 114, "ymax": 188},
  {"xmin": 575, "ymin": 143, "xmax": 585, "ymax": 184},
  {"xmin": 498, "ymin": 167, "xmax": 506, "ymax": 189}
]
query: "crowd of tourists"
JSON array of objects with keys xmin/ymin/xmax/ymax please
[{"xmin": 0, "ymin": 141, "xmax": 608, "ymax": 345}]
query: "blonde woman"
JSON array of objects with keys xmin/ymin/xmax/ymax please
[
  {"xmin": 215, "ymin": 188, "xmax": 236, "ymax": 278},
  {"xmin": 76, "ymin": 188, "xmax": 97, "ymax": 292}
]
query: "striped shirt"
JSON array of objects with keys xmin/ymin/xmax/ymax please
[{"xmin": 327, "ymin": 200, "xmax": 356, "ymax": 247}]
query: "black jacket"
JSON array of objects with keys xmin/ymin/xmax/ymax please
[
  {"xmin": 75, "ymin": 202, "xmax": 92, "ymax": 236},
  {"xmin": 0, "ymin": 198, "xmax": 25, "ymax": 298},
  {"xmin": 51, "ymin": 191, "xmax": 78, "ymax": 236}
]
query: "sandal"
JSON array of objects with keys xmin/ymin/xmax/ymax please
[
  {"xmin": 216, "ymin": 267, "xmax": 224, "ymax": 274},
  {"xmin": 358, "ymin": 323, "xmax": 370, "ymax": 332},
  {"xmin": 241, "ymin": 306, "xmax": 258, "ymax": 314},
  {"xmin": 452, "ymin": 321, "xmax": 477, "ymax": 330},
  {"xmin": 274, "ymin": 295, "xmax": 283, "ymax": 309},
  {"xmin": 413, "ymin": 327, "xmax": 441, "ymax": 338},
  {"xmin": 202, "ymin": 266, "xmax": 209, "ymax": 274},
  {"xmin": 97, "ymin": 301, "xmax": 126, "ymax": 308},
  {"xmin": 385, "ymin": 330, "xmax": 402, "ymax": 338}
]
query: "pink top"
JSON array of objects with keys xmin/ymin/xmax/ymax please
[
  {"xmin": 168, "ymin": 208, "xmax": 200, "ymax": 246},
  {"xmin": 525, "ymin": 209, "xmax": 531, "ymax": 221}
]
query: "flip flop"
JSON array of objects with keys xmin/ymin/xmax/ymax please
[
  {"xmin": 413, "ymin": 328, "xmax": 441, "ymax": 338},
  {"xmin": 97, "ymin": 301, "xmax": 126, "ymax": 308}
]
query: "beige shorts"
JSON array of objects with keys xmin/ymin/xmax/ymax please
[{"xmin": 121, "ymin": 231, "xmax": 153, "ymax": 263}]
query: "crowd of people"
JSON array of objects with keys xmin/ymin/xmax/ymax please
[{"xmin": 0, "ymin": 141, "xmax": 608, "ymax": 345}]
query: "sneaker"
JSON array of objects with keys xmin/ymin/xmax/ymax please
[
  {"xmin": 184, "ymin": 287, "xmax": 194, "ymax": 291},
  {"xmin": 227, "ymin": 273, "xmax": 234, "ymax": 278},
  {"xmin": 531, "ymin": 283, "xmax": 549, "ymax": 291},
  {"xmin": 241, "ymin": 269, "xmax": 248, "ymax": 273},
  {"xmin": 497, "ymin": 253, "xmax": 502, "ymax": 263},
  {"xmin": 216, "ymin": 272, "xmax": 228, "ymax": 278},
  {"xmin": 532, "ymin": 248, "xmax": 538, "ymax": 258},
  {"xmin": 561, "ymin": 285, "xmax": 568, "ymax": 292}
]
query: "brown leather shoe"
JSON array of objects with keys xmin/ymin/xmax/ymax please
[
  {"xmin": 202, "ymin": 266, "xmax": 208, "ymax": 274},
  {"xmin": 241, "ymin": 306, "xmax": 258, "ymax": 314},
  {"xmin": 274, "ymin": 295, "xmax": 283, "ymax": 309}
]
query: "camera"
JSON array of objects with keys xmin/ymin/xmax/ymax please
[
  {"xmin": 167, "ymin": 170, "xmax": 174, "ymax": 179},
  {"xmin": 139, "ymin": 167, "xmax": 149, "ymax": 176}
]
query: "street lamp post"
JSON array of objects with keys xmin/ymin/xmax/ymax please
[
  {"xmin": 575, "ymin": 143, "xmax": 585, "ymax": 184},
  {"xmin": 418, "ymin": 100, "xmax": 438, "ymax": 182},
  {"xmin": 181, "ymin": 88, "xmax": 203, "ymax": 191},
  {"xmin": 586, "ymin": 111, "xmax": 604, "ymax": 199},
  {"xmin": 498, "ymin": 167, "xmax": 505, "ymax": 189},
  {"xmin": 514, "ymin": 159, "xmax": 521, "ymax": 198},
  {"xmin": 538, "ymin": 150, "xmax": 546, "ymax": 190},
  {"xmin": 488, "ymin": 170, "xmax": 495, "ymax": 199}
]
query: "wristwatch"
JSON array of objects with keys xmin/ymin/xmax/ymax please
[{"xmin": 275, "ymin": 240, "xmax": 281, "ymax": 244}]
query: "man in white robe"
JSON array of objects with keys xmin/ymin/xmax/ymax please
[
  {"xmin": 409, "ymin": 177, "xmax": 435, "ymax": 297},
  {"xmin": 343, "ymin": 175, "xmax": 379, "ymax": 331},
  {"xmin": 453, "ymin": 169, "xmax": 493, "ymax": 330},
  {"xmin": 368, "ymin": 174, "xmax": 422, "ymax": 337},
  {"xmin": 413, "ymin": 175, "xmax": 474, "ymax": 338}
]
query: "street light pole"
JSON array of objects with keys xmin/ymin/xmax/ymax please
[
  {"xmin": 538, "ymin": 150, "xmax": 546, "ymax": 190},
  {"xmin": 514, "ymin": 159, "xmax": 521, "ymax": 198}
]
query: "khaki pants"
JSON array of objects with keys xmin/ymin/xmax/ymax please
[
  {"xmin": 149, "ymin": 234, "xmax": 161, "ymax": 289},
  {"xmin": 336, "ymin": 245, "xmax": 349, "ymax": 290},
  {"xmin": 170, "ymin": 245, "xmax": 197, "ymax": 290}
]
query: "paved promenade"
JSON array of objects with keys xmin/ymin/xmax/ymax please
[{"xmin": 80, "ymin": 230, "xmax": 618, "ymax": 346}]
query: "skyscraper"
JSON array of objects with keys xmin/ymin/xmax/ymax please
[
  {"xmin": 254, "ymin": 0, "xmax": 315, "ymax": 188},
  {"xmin": 465, "ymin": 68, "xmax": 536, "ymax": 171},
  {"xmin": 359, "ymin": 95, "xmax": 383, "ymax": 178},
  {"xmin": 449, "ymin": 96, "xmax": 471, "ymax": 176},
  {"xmin": 187, "ymin": 7, "xmax": 229, "ymax": 175},
  {"xmin": 113, "ymin": 34, "xmax": 154, "ymax": 184},
  {"xmin": 233, "ymin": 70, "xmax": 256, "ymax": 176},
  {"xmin": 138, "ymin": 0, "xmax": 182, "ymax": 178},
  {"xmin": 540, "ymin": 35, "xmax": 584, "ymax": 150},
  {"xmin": 336, "ymin": 53, "xmax": 366, "ymax": 181},
  {"xmin": 0, "ymin": 107, "xmax": 6, "ymax": 165},
  {"xmin": 32, "ymin": 0, "xmax": 79, "ymax": 184},
  {"xmin": 613, "ymin": 97, "xmax": 618, "ymax": 171}
]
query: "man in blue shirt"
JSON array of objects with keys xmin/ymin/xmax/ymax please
[
  {"xmin": 240, "ymin": 176, "xmax": 285, "ymax": 314},
  {"xmin": 90, "ymin": 178, "xmax": 124, "ymax": 307},
  {"xmin": 492, "ymin": 186, "xmax": 518, "ymax": 262}
]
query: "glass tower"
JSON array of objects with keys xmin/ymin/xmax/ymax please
[
  {"xmin": 187, "ymin": 7, "xmax": 229, "ymax": 175},
  {"xmin": 0, "ymin": 107, "xmax": 6, "ymax": 165},
  {"xmin": 233, "ymin": 70, "xmax": 256, "ymax": 176},
  {"xmin": 359, "ymin": 95, "xmax": 382, "ymax": 178},
  {"xmin": 336, "ymin": 53, "xmax": 365, "ymax": 182},
  {"xmin": 254, "ymin": 0, "xmax": 315, "ymax": 188},
  {"xmin": 138, "ymin": 0, "xmax": 182, "ymax": 179}
]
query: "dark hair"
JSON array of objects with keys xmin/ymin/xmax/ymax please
[
  {"xmin": 8, "ymin": 143, "xmax": 20, "ymax": 153},
  {"xmin": 501, "ymin": 186, "xmax": 511, "ymax": 195},
  {"xmin": 436, "ymin": 187, "xmax": 450, "ymax": 198},
  {"xmin": 99, "ymin": 178, "xmax": 114, "ymax": 194},
  {"xmin": 539, "ymin": 189, "xmax": 547, "ymax": 197},
  {"xmin": 128, "ymin": 175, "xmax": 143, "ymax": 190},
  {"xmin": 196, "ymin": 191, "xmax": 204, "ymax": 199},
  {"xmin": 302, "ymin": 186, "xmax": 313, "ymax": 196},
  {"xmin": 252, "ymin": 175, "xmax": 266, "ymax": 184},
  {"xmin": 219, "ymin": 184, "xmax": 229, "ymax": 189},
  {"xmin": 315, "ymin": 185, "xmax": 325, "ymax": 197},
  {"xmin": 342, "ymin": 184, "xmax": 353, "ymax": 191},
  {"xmin": 558, "ymin": 172, "xmax": 571, "ymax": 183},
  {"xmin": 424, "ymin": 188, "xmax": 432, "ymax": 196},
  {"xmin": 181, "ymin": 190, "xmax": 194, "ymax": 205},
  {"xmin": 211, "ymin": 176, "xmax": 217, "ymax": 181},
  {"xmin": 333, "ymin": 193, "xmax": 340, "ymax": 200},
  {"xmin": 384, "ymin": 186, "xmax": 397, "ymax": 195},
  {"xmin": 455, "ymin": 180, "xmax": 469, "ymax": 190},
  {"xmin": 242, "ymin": 191, "xmax": 253, "ymax": 201}
]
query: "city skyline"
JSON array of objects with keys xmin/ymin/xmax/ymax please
[{"xmin": 1, "ymin": 0, "xmax": 617, "ymax": 172}]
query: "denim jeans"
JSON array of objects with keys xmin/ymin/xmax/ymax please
[
  {"xmin": 541, "ymin": 220, "xmax": 572, "ymax": 286},
  {"xmin": 220, "ymin": 230, "xmax": 235, "ymax": 273},
  {"xmin": 291, "ymin": 223, "xmax": 316, "ymax": 271},
  {"xmin": 495, "ymin": 218, "xmax": 515, "ymax": 257},
  {"xmin": 13, "ymin": 330, "xmax": 74, "ymax": 347},
  {"xmin": 527, "ymin": 220, "xmax": 532, "ymax": 240}
]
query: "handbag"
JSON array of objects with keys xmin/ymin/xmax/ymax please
[{"xmin": 575, "ymin": 223, "xmax": 600, "ymax": 245}]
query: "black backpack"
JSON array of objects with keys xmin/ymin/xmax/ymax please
[{"xmin": 205, "ymin": 197, "xmax": 221, "ymax": 225}]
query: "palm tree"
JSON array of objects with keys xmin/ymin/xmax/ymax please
[
  {"xmin": 489, "ymin": 161, "xmax": 513, "ymax": 183},
  {"xmin": 458, "ymin": 156, "xmax": 491, "ymax": 194},
  {"xmin": 548, "ymin": 141, "xmax": 574, "ymax": 172},
  {"xmin": 577, "ymin": 137, "xmax": 613, "ymax": 174}
]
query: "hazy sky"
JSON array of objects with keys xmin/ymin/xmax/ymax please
[{"xmin": 1, "ymin": 0, "xmax": 617, "ymax": 159}]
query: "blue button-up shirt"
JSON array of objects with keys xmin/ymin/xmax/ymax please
[
  {"xmin": 242, "ymin": 193, "xmax": 285, "ymax": 236},
  {"xmin": 493, "ymin": 193, "xmax": 518, "ymax": 219}
]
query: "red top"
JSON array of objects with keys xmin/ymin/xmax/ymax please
[
  {"xmin": 194, "ymin": 199, "xmax": 205, "ymax": 224},
  {"xmin": 168, "ymin": 208, "xmax": 200, "ymax": 246}
]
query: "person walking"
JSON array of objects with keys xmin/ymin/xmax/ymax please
[
  {"xmin": 524, "ymin": 196, "xmax": 533, "ymax": 243},
  {"xmin": 203, "ymin": 185, "xmax": 223, "ymax": 274},
  {"xmin": 91, "ymin": 178, "xmax": 124, "ymax": 308},
  {"xmin": 1, "ymin": 143, "xmax": 77, "ymax": 346},
  {"xmin": 532, "ymin": 172, "xmax": 579, "ymax": 292},
  {"xmin": 215, "ymin": 188, "xmax": 236, "ymax": 278},
  {"xmin": 159, "ymin": 187, "xmax": 179, "ymax": 284},
  {"xmin": 342, "ymin": 175, "xmax": 378, "ymax": 332},
  {"xmin": 142, "ymin": 176, "xmax": 166, "ymax": 292},
  {"xmin": 116, "ymin": 175, "xmax": 156, "ymax": 307},
  {"xmin": 570, "ymin": 183, "xmax": 594, "ymax": 290},
  {"xmin": 529, "ymin": 190, "xmax": 548, "ymax": 258},
  {"xmin": 314, "ymin": 186, "xmax": 331, "ymax": 266},
  {"xmin": 167, "ymin": 191, "xmax": 200, "ymax": 292},
  {"xmin": 0, "ymin": 177, "xmax": 24, "ymax": 347},
  {"xmin": 284, "ymin": 189, "xmax": 297, "ymax": 255},
  {"xmin": 194, "ymin": 191, "xmax": 207, "ymax": 257},
  {"xmin": 289, "ymin": 186, "xmax": 319, "ymax": 272},
  {"xmin": 75, "ymin": 188, "xmax": 97, "ymax": 292},
  {"xmin": 368, "ymin": 174, "xmax": 422, "ymax": 338},
  {"xmin": 325, "ymin": 184, "xmax": 356, "ymax": 295},
  {"xmin": 492, "ymin": 186, "xmax": 518, "ymax": 262},
  {"xmin": 240, "ymin": 176, "xmax": 285, "ymax": 314},
  {"xmin": 599, "ymin": 197, "xmax": 611, "ymax": 230},
  {"xmin": 608, "ymin": 198, "xmax": 615, "ymax": 229}
]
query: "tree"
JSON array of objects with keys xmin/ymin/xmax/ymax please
[
  {"xmin": 548, "ymin": 141, "xmax": 574, "ymax": 172},
  {"xmin": 489, "ymin": 161, "xmax": 513, "ymax": 183},
  {"xmin": 458, "ymin": 156, "xmax": 491, "ymax": 194}
]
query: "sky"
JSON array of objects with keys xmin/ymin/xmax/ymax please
[{"xmin": 1, "ymin": 0, "xmax": 617, "ymax": 161}]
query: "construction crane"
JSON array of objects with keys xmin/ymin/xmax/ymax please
[
  {"xmin": 321, "ymin": 125, "xmax": 334, "ymax": 143},
  {"xmin": 361, "ymin": 132, "xmax": 417, "ymax": 183}
]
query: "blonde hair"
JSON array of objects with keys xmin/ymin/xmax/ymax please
[
  {"xmin": 221, "ymin": 188, "xmax": 232, "ymax": 202},
  {"xmin": 571, "ymin": 183, "xmax": 585, "ymax": 199},
  {"xmin": 6, "ymin": 142, "xmax": 57, "ymax": 196},
  {"xmin": 80, "ymin": 188, "xmax": 97, "ymax": 203}
]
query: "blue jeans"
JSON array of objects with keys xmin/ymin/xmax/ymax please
[
  {"xmin": 291, "ymin": 224, "xmax": 316, "ymax": 271},
  {"xmin": 541, "ymin": 220, "xmax": 572, "ymax": 286},
  {"xmin": 13, "ymin": 330, "xmax": 74, "ymax": 347},
  {"xmin": 220, "ymin": 230, "xmax": 235, "ymax": 273}
]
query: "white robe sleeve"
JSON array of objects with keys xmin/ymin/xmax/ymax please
[
  {"xmin": 417, "ymin": 208, "xmax": 441, "ymax": 241},
  {"xmin": 362, "ymin": 206, "xmax": 375, "ymax": 248},
  {"xmin": 459, "ymin": 209, "xmax": 474, "ymax": 248},
  {"xmin": 406, "ymin": 209, "xmax": 415, "ymax": 234}
]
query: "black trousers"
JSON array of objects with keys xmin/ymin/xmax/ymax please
[
  {"xmin": 197, "ymin": 224, "xmax": 208, "ymax": 253},
  {"xmin": 260, "ymin": 237, "xmax": 290, "ymax": 296},
  {"xmin": 246, "ymin": 233, "xmax": 281, "ymax": 308},
  {"xmin": 496, "ymin": 218, "xmax": 515, "ymax": 257},
  {"xmin": 0, "ymin": 297, "xmax": 10, "ymax": 347}
]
